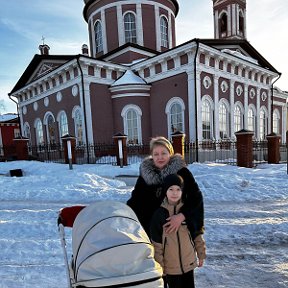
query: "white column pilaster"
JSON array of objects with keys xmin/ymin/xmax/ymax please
[
  {"xmin": 117, "ymin": 5, "xmax": 124, "ymax": 46},
  {"xmin": 256, "ymin": 87, "xmax": 261, "ymax": 140},
  {"xmin": 136, "ymin": 4, "xmax": 144, "ymax": 46},
  {"xmin": 213, "ymin": 75, "xmax": 220, "ymax": 140},
  {"xmin": 101, "ymin": 9, "xmax": 108, "ymax": 54},
  {"xmin": 244, "ymin": 84, "xmax": 248, "ymax": 129},
  {"xmin": 155, "ymin": 6, "xmax": 161, "ymax": 51},
  {"xmin": 230, "ymin": 80, "xmax": 235, "ymax": 139}
]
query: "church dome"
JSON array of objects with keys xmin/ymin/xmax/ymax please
[{"xmin": 83, "ymin": 0, "xmax": 179, "ymax": 58}]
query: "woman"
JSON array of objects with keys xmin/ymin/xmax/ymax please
[{"xmin": 126, "ymin": 136, "xmax": 204, "ymax": 239}]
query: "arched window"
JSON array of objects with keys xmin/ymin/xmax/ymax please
[
  {"xmin": 273, "ymin": 110, "xmax": 280, "ymax": 134},
  {"xmin": 59, "ymin": 111, "xmax": 69, "ymax": 137},
  {"xmin": 23, "ymin": 123, "xmax": 31, "ymax": 145},
  {"xmin": 259, "ymin": 109, "xmax": 267, "ymax": 140},
  {"xmin": 170, "ymin": 103, "xmax": 183, "ymax": 132},
  {"xmin": 35, "ymin": 119, "xmax": 44, "ymax": 145},
  {"xmin": 166, "ymin": 98, "xmax": 185, "ymax": 139},
  {"xmin": 74, "ymin": 109, "xmax": 83, "ymax": 145},
  {"xmin": 202, "ymin": 99, "xmax": 213, "ymax": 140},
  {"xmin": 46, "ymin": 114, "xmax": 56, "ymax": 144},
  {"xmin": 220, "ymin": 13, "xmax": 227, "ymax": 37},
  {"xmin": 124, "ymin": 12, "xmax": 137, "ymax": 44},
  {"xmin": 219, "ymin": 102, "xmax": 229, "ymax": 139},
  {"xmin": 234, "ymin": 104, "xmax": 243, "ymax": 133},
  {"xmin": 160, "ymin": 16, "xmax": 169, "ymax": 48},
  {"xmin": 94, "ymin": 21, "xmax": 103, "ymax": 53},
  {"xmin": 239, "ymin": 11, "xmax": 244, "ymax": 35},
  {"xmin": 248, "ymin": 107, "xmax": 256, "ymax": 132},
  {"xmin": 121, "ymin": 105, "xmax": 142, "ymax": 145}
]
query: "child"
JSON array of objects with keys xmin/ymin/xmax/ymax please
[{"xmin": 150, "ymin": 174, "xmax": 206, "ymax": 288}]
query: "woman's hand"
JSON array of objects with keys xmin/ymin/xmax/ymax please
[
  {"xmin": 198, "ymin": 259, "xmax": 204, "ymax": 267},
  {"xmin": 163, "ymin": 213, "xmax": 185, "ymax": 233}
]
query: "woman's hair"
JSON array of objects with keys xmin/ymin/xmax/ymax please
[{"xmin": 149, "ymin": 136, "xmax": 174, "ymax": 155}]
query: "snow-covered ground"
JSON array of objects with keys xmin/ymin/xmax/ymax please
[{"xmin": 0, "ymin": 160, "xmax": 287, "ymax": 288}]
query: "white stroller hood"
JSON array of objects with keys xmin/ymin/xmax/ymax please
[{"xmin": 72, "ymin": 201, "xmax": 163, "ymax": 287}]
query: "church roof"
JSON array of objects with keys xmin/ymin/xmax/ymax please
[
  {"xmin": 186, "ymin": 38, "xmax": 280, "ymax": 74},
  {"xmin": 9, "ymin": 54, "xmax": 76, "ymax": 95},
  {"xmin": 111, "ymin": 70, "xmax": 146, "ymax": 86}
]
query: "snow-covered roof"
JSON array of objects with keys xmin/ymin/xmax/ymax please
[
  {"xmin": 0, "ymin": 113, "xmax": 18, "ymax": 122},
  {"xmin": 221, "ymin": 48, "xmax": 259, "ymax": 65},
  {"xmin": 111, "ymin": 70, "xmax": 146, "ymax": 86}
]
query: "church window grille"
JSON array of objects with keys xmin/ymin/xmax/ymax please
[
  {"xmin": 273, "ymin": 110, "xmax": 280, "ymax": 134},
  {"xmin": 95, "ymin": 21, "xmax": 103, "ymax": 53},
  {"xmin": 160, "ymin": 16, "xmax": 169, "ymax": 48},
  {"xmin": 170, "ymin": 103, "xmax": 183, "ymax": 134},
  {"xmin": 259, "ymin": 109, "xmax": 267, "ymax": 140},
  {"xmin": 202, "ymin": 99, "xmax": 213, "ymax": 140},
  {"xmin": 47, "ymin": 115, "xmax": 56, "ymax": 144},
  {"xmin": 234, "ymin": 105, "xmax": 243, "ymax": 132},
  {"xmin": 59, "ymin": 112, "xmax": 69, "ymax": 137},
  {"xmin": 122, "ymin": 105, "xmax": 142, "ymax": 145},
  {"xmin": 74, "ymin": 109, "xmax": 83, "ymax": 145},
  {"xmin": 36, "ymin": 119, "xmax": 44, "ymax": 145},
  {"xmin": 124, "ymin": 12, "xmax": 137, "ymax": 44},
  {"xmin": 219, "ymin": 102, "xmax": 229, "ymax": 138},
  {"xmin": 248, "ymin": 107, "xmax": 255, "ymax": 132}
]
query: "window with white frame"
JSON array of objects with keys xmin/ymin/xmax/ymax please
[
  {"xmin": 248, "ymin": 107, "xmax": 255, "ymax": 132},
  {"xmin": 234, "ymin": 105, "xmax": 243, "ymax": 133},
  {"xmin": 160, "ymin": 16, "xmax": 169, "ymax": 48},
  {"xmin": 95, "ymin": 21, "xmax": 103, "ymax": 53},
  {"xmin": 124, "ymin": 12, "xmax": 137, "ymax": 44},
  {"xmin": 46, "ymin": 114, "xmax": 56, "ymax": 144},
  {"xmin": 170, "ymin": 103, "xmax": 183, "ymax": 134},
  {"xmin": 122, "ymin": 105, "xmax": 142, "ymax": 145},
  {"xmin": 35, "ymin": 119, "xmax": 44, "ymax": 145},
  {"xmin": 202, "ymin": 99, "xmax": 213, "ymax": 140},
  {"xmin": 273, "ymin": 110, "xmax": 280, "ymax": 134},
  {"xmin": 219, "ymin": 102, "xmax": 229, "ymax": 138},
  {"xmin": 23, "ymin": 122, "xmax": 32, "ymax": 145},
  {"xmin": 14, "ymin": 128, "xmax": 20, "ymax": 138},
  {"xmin": 74, "ymin": 109, "xmax": 83, "ymax": 145},
  {"xmin": 59, "ymin": 112, "xmax": 69, "ymax": 137},
  {"xmin": 166, "ymin": 98, "xmax": 185, "ymax": 139},
  {"xmin": 23, "ymin": 123, "xmax": 31, "ymax": 144},
  {"xmin": 259, "ymin": 109, "xmax": 267, "ymax": 140}
]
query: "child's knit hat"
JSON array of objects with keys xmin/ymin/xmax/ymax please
[{"xmin": 162, "ymin": 174, "xmax": 184, "ymax": 194}]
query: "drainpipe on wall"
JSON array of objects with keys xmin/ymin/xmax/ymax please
[
  {"xmin": 8, "ymin": 94, "xmax": 22, "ymax": 137},
  {"xmin": 194, "ymin": 39, "xmax": 200, "ymax": 162},
  {"xmin": 76, "ymin": 56, "xmax": 90, "ymax": 163},
  {"xmin": 270, "ymin": 73, "xmax": 281, "ymax": 134}
]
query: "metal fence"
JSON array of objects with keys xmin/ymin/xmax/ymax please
[{"xmin": 0, "ymin": 140, "xmax": 287, "ymax": 166}]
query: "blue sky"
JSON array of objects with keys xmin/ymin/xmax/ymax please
[{"xmin": 1, "ymin": 0, "xmax": 287, "ymax": 113}]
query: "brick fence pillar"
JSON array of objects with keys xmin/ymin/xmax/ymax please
[
  {"xmin": 62, "ymin": 134, "xmax": 76, "ymax": 164},
  {"xmin": 113, "ymin": 133, "xmax": 127, "ymax": 167},
  {"xmin": 266, "ymin": 133, "xmax": 281, "ymax": 164},
  {"xmin": 13, "ymin": 137, "xmax": 29, "ymax": 160},
  {"xmin": 171, "ymin": 131, "xmax": 185, "ymax": 157},
  {"xmin": 235, "ymin": 129, "xmax": 254, "ymax": 168}
]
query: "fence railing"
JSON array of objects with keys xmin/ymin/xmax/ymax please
[{"xmin": 0, "ymin": 140, "xmax": 286, "ymax": 165}]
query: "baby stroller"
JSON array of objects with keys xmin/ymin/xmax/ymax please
[{"xmin": 58, "ymin": 201, "xmax": 163, "ymax": 287}]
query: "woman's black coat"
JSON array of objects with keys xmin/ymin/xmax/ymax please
[{"xmin": 127, "ymin": 154, "xmax": 204, "ymax": 238}]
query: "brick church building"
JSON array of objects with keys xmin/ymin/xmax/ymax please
[{"xmin": 9, "ymin": 0, "xmax": 288, "ymax": 147}]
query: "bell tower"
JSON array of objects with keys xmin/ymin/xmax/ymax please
[{"xmin": 213, "ymin": 0, "xmax": 247, "ymax": 40}]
